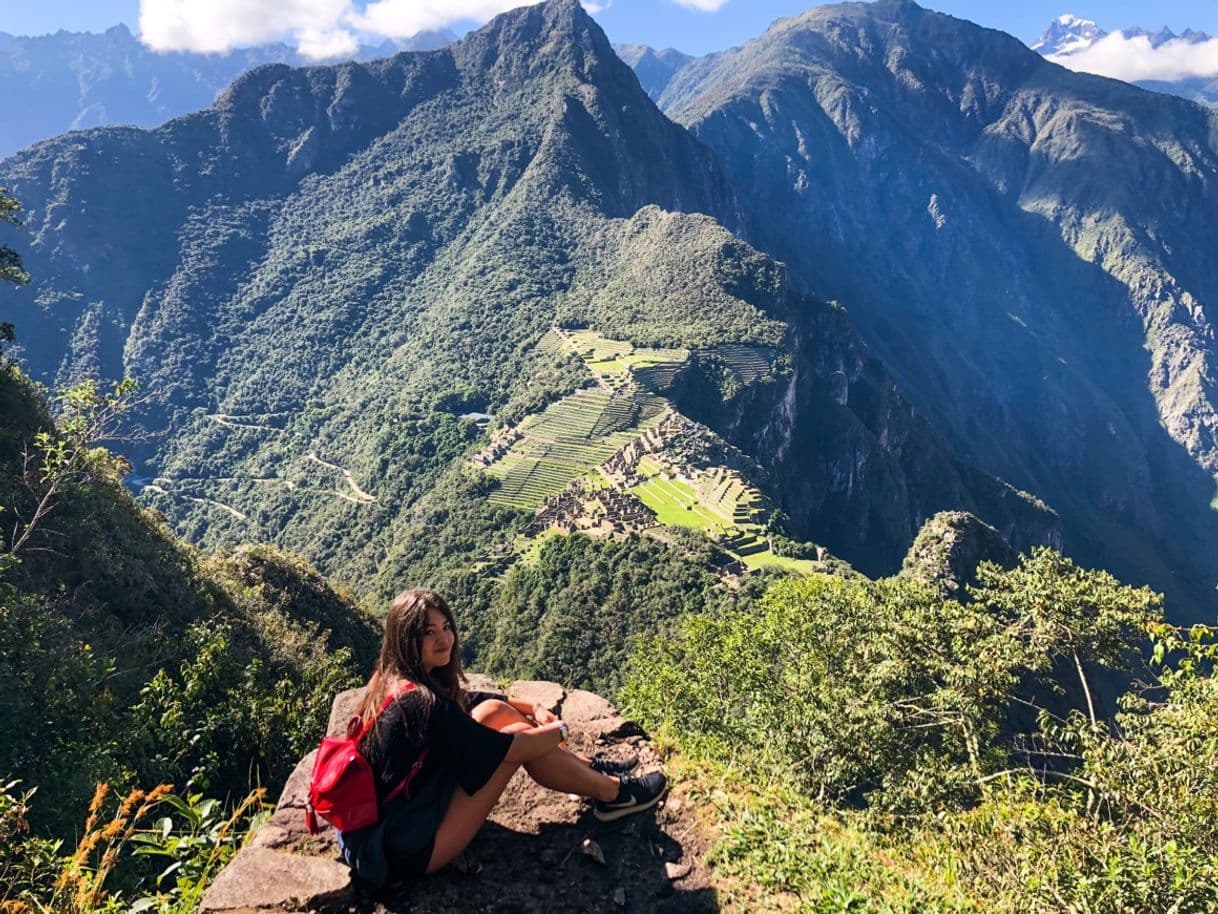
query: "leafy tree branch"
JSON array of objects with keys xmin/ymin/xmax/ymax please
[{"xmin": 4, "ymin": 379, "xmax": 138, "ymax": 564}]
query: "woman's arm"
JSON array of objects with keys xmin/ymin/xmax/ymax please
[
  {"xmin": 503, "ymin": 721, "xmax": 566, "ymax": 763},
  {"xmin": 507, "ymin": 697, "xmax": 558, "ymax": 724}
]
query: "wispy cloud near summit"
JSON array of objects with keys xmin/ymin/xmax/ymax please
[
  {"xmin": 1047, "ymin": 31, "xmax": 1218, "ymax": 84},
  {"xmin": 671, "ymin": 0, "xmax": 731, "ymax": 10},
  {"xmin": 139, "ymin": 0, "xmax": 608, "ymax": 59}
]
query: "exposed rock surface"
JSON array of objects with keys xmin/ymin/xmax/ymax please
[
  {"xmin": 201, "ymin": 676, "xmax": 714, "ymax": 914},
  {"xmin": 199, "ymin": 846, "xmax": 353, "ymax": 913},
  {"xmin": 900, "ymin": 510, "xmax": 1020, "ymax": 598}
]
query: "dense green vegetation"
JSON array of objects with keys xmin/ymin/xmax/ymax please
[
  {"xmin": 0, "ymin": 364, "xmax": 379, "ymax": 910},
  {"xmin": 623, "ymin": 549, "xmax": 1218, "ymax": 912},
  {"xmin": 460, "ymin": 530, "xmax": 766, "ymax": 692}
]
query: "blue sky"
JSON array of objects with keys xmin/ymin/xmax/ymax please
[{"xmin": 2, "ymin": 0, "xmax": 1217, "ymax": 56}]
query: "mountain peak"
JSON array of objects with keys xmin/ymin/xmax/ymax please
[
  {"xmin": 1031, "ymin": 13, "xmax": 1213, "ymax": 59},
  {"xmin": 452, "ymin": 0, "xmax": 621, "ymax": 94},
  {"xmin": 1031, "ymin": 13, "xmax": 1106, "ymax": 54}
]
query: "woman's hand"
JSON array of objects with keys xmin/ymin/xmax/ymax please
[{"xmin": 532, "ymin": 705, "xmax": 558, "ymax": 726}]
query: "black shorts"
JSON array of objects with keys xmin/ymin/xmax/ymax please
[{"xmin": 339, "ymin": 769, "xmax": 459, "ymax": 887}]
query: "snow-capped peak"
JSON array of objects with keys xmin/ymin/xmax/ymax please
[{"xmin": 1031, "ymin": 14, "xmax": 1106, "ymax": 55}]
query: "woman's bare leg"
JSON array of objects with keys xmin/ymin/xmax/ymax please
[
  {"xmin": 473, "ymin": 700, "xmax": 619, "ymax": 802},
  {"xmin": 426, "ymin": 757, "xmax": 521, "ymax": 874},
  {"xmin": 471, "ymin": 700, "xmax": 594, "ymax": 763}
]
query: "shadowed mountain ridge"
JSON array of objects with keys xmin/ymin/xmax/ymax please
[{"xmin": 637, "ymin": 0, "xmax": 1218, "ymax": 616}]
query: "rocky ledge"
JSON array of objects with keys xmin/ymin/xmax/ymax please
[{"xmin": 200, "ymin": 676, "xmax": 715, "ymax": 914}]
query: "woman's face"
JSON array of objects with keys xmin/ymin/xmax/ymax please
[{"xmin": 420, "ymin": 607, "xmax": 455, "ymax": 673}]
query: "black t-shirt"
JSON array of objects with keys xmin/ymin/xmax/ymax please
[{"xmin": 360, "ymin": 688, "xmax": 512, "ymax": 804}]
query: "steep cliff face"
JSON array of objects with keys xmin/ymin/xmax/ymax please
[
  {"xmin": 651, "ymin": 0, "xmax": 1218, "ymax": 612},
  {"xmin": 669, "ymin": 291, "xmax": 1060, "ymax": 575}
]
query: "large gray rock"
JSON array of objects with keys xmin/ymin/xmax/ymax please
[
  {"xmin": 326, "ymin": 687, "xmax": 365, "ymax": 738},
  {"xmin": 465, "ymin": 672, "xmax": 506, "ymax": 697},
  {"xmin": 508, "ymin": 680, "xmax": 565, "ymax": 714},
  {"xmin": 198, "ymin": 846, "xmax": 352, "ymax": 913},
  {"xmin": 207, "ymin": 676, "xmax": 669, "ymax": 913},
  {"xmin": 251, "ymin": 749, "xmax": 338, "ymax": 854},
  {"xmin": 562, "ymin": 689, "xmax": 641, "ymax": 742},
  {"xmin": 562, "ymin": 689, "xmax": 617, "ymax": 723}
]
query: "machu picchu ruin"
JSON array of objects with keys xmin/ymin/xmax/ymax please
[{"xmin": 470, "ymin": 329, "xmax": 815, "ymax": 575}]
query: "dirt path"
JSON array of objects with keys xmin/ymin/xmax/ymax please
[
  {"xmin": 140, "ymin": 480, "xmax": 250, "ymax": 521},
  {"xmin": 208, "ymin": 413, "xmax": 280, "ymax": 432},
  {"xmin": 186, "ymin": 496, "xmax": 249, "ymax": 522},
  {"xmin": 305, "ymin": 452, "xmax": 377, "ymax": 503}
]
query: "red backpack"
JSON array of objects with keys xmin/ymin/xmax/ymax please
[{"xmin": 305, "ymin": 682, "xmax": 429, "ymax": 835}]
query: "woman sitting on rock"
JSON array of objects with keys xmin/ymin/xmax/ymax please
[{"xmin": 337, "ymin": 588, "xmax": 667, "ymax": 887}]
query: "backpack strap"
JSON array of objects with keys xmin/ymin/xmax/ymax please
[
  {"xmin": 353, "ymin": 680, "xmax": 429, "ymax": 805},
  {"xmin": 384, "ymin": 747, "xmax": 430, "ymax": 805},
  {"xmin": 353, "ymin": 681, "xmax": 418, "ymax": 744}
]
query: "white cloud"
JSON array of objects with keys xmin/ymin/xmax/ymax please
[
  {"xmin": 351, "ymin": 0, "xmax": 538, "ymax": 39},
  {"xmin": 297, "ymin": 27, "xmax": 361, "ymax": 60},
  {"xmin": 582, "ymin": 0, "xmax": 611, "ymax": 13},
  {"xmin": 138, "ymin": 0, "xmax": 557, "ymax": 55},
  {"xmin": 670, "ymin": 0, "xmax": 730, "ymax": 10},
  {"xmin": 1049, "ymin": 32, "xmax": 1218, "ymax": 83},
  {"xmin": 140, "ymin": 0, "xmax": 352, "ymax": 54}
]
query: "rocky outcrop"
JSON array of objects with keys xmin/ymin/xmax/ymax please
[
  {"xmin": 200, "ymin": 675, "xmax": 712, "ymax": 914},
  {"xmin": 899, "ymin": 510, "xmax": 1020, "ymax": 599}
]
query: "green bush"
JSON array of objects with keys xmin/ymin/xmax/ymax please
[{"xmin": 621, "ymin": 549, "xmax": 1217, "ymax": 912}]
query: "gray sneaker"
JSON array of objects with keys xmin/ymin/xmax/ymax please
[{"xmin": 593, "ymin": 771, "xmax": 667, "ymax": 822}]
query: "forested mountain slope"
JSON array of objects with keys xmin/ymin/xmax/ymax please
[
  {"xmin": 0, "ymin": 24, "xmax": 455, "ymax": 160},
  {"xmin": 651, "ymin": 0, "xmax": 1218, "ymax": 616},
  {"xmin": 0, "ymin": 0, "xmax": 1054, "ymax": 600},
  {"xmin": 0, "ymin": 362, "xmax": 378, "ymax": 837}
]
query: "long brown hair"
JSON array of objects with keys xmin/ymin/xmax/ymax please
[{"xmin": 357, "ymin": 589, "xmax": 467, "ymax": 731}]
